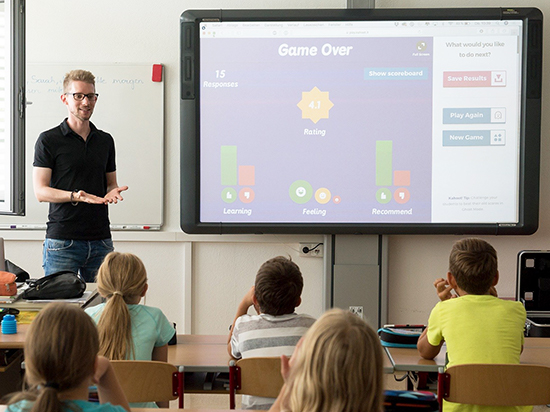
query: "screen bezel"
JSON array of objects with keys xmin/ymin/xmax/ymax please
[{"xmin": 180, "ymin": 7, "xmax": 542, "ymax": 235}]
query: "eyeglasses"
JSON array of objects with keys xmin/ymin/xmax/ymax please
[{"xmin": 65, "ymin": 93, "xmax": 99, "ymax": 101}]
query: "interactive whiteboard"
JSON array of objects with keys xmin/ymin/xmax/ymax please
[
  {"xmin": 0, "ymin": 63, "xmax": 164, "ymax": 230},
  {"xmin": 180, "ymin": 8, "xmax": 542, "ymax": 235}
]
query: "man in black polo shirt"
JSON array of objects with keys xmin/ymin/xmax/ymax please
[{"xmin": 33, "ymin": 69, "xmax": 128, "ymax": 282}]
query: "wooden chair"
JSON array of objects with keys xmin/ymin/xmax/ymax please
[
  {"xmin": 437, "ymin": 363, "xmax": 550, "ymax": 411},
  {"xmin": 228, "ymin": 357, "xmax": 284, "ymax": 409},
  {"xmin": 110, "ymin": 360, "xmax": 183, "ymax": 408}
]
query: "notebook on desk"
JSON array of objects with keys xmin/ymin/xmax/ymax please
[
  {"xmin": 24, "ymin": 290, "xmax": 95, "ymax": 304},
  {"xmin": 0, "ymin": 286, "xmax": 24, "ymax": 304},
  {"xmin": 1, "ymin": 283, "xmax": 100, "ymax": 310}
]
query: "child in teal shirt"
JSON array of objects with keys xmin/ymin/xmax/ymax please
[{"xmin": 85, "ymin": 252, "xmax": 175, "ymax": 408}]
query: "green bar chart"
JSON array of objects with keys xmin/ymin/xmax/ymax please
[
  {"xmin": 221, "ymin": 146, "xmax": 238, "ymax": 186},
  {"xmin": 376, "ymin": 141, "xmax": 393, "ymax": 186}
]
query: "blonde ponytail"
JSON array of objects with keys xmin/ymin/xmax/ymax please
[
  {"xmin": 31, "ymin": 386, "xmax": 62, "ymax": 412},
  {"xmin": 96, "ymin": 252, "xmax": 148, "ymax": 360},
  {"xmin": 98, "ymin": 293, "xmax": 134, "ymax": 360}
]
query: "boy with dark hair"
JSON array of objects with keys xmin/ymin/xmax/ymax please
[
  {"xmin": 228, "ymin": 256, "xmax": 315, "ymax": 410},
  {"xmin": 418, "ymin": 238, "xmax": 528, "ymax": 412}
]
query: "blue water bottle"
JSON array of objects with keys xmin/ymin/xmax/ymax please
[{"xmin": 1, "ymin": 314, "xmax": 17, "ymax": 334}]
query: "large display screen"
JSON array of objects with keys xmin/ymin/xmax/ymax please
[{"xmin": 180, "ymin": 8, "xmax": 542, "ymax": 235}]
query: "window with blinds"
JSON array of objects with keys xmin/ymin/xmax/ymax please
[{"xmin": 0, "ymin": 0, "xmax": 24, "ymax": 215}]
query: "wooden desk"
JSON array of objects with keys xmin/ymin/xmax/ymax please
[
  {"xmin": 384, "ymin": 338, "xmax": 550, "ymax": 391},
  {"xmin": 177, "ymin": 334, "xmax": 227, "ymax": 345},
  {"xmin": 0, "ymin": 283, "xmax": 100, "ymax": 311},
  {"xmin": 169, "ymin": 334, "xmax": 393, "ymax": 373},
  {"xmin": 167, "ymin": 335, "xmax": 230, "ymax": 394},
  {"xmin": 0, "ymin": 333, "xmax": 230, "ymax": 368},
  {"xmin": 384, "ymin": 346, "xmax": 446, "ymax": 373},
  {"xmin": 0, "ymin": 323, "xmax": 27, "ymax": 349},
  {"xmin": 523, "ymin": 337, "xmax": 550, "ymax": 348},
  {"xmin": 519, "ymin": 337, "xmax": 550, "ymax": 367},
  {"xmin": 168, "ymin": 335, "xmax": 229, "ymax": 373},
  {"xmin": 385, "ymin": 337, "xmax": 550, "ymax": 373},
  {"xmin": 168, "ymin": 334, "xmax": 392, "ymax": 397},
  {"xmin": 1, "ymin": 331, "xmax": 395, "ymax": 373},
  {"xmin": 0, "ymin": 284, "xmax": 100, "ymax": 350}
]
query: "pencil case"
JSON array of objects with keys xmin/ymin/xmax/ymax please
[
  {"xmin": 378, "ymin": 326, "xmax": 425, "ymax": 348},
  {"xmin": 5, "ymin": 260, "xmax": 29, "ymax": 282},
  {"xmin": 384, "ymin": 390, "xmax": 439, "ymax": 411},
  {"xmin": 0, "ymin": 272, "xmax": 17, "ymax": 296}
]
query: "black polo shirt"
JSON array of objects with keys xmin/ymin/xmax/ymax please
[{"xmin": 33, "ymin": 119, "xmax": 116, "ymax": 240}]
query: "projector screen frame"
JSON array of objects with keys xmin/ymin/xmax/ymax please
[{"xmin": 180, "ymin": 7, "xmax": 542, "ymax": 235}]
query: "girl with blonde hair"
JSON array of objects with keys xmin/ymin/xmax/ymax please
[
  {"xmin": 270, "ymin": 308, "xmax": 384, "ymax": 412},
  {"xmin": 85, "ymin": 252, "xmax": 175, "ymax": 408},
  {"xmin": 7, "ymin": 302, "xmax": 130, "ymax": 412}
]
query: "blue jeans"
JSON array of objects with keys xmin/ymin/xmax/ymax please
[{"xmin": 42, "ymin": 238, "xmax": 114, "ymax": 282}]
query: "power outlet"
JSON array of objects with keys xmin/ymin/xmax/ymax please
[
  {"xmin": 349, "ymin": 306, "xmax": 364, "ymax": 319},
  {"xmin": 299, "ymin": 243, "xmax": 323, "ymax": 258}
]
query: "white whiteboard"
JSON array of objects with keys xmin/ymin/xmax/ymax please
[{"xmin": 0, "ymin": 63, "xmax": 164, "ymax": 230}]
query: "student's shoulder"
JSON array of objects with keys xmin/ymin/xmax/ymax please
[
  {"xmin": 262, "ymin": 312, "xmax": 316, "ymax": 327},
  {"xmin": 131, "ymin": 304, "xmax": 169, "ymax": 320},
  {"xmin": 235, "ymin": 312, "xmax": 261, "ymax": 324},
  {"xmin": 429, "ymin": 297, "xmax": 461, "ymax": 316},
  {"xmin": 446, "ymin": 295, "xmax": 526, "ymax": 315},
  {"xmin": 233, "ymin": 313, "xmax": 264, "ymax": 331},
  {"xmin": 8, "ymin": 400, "xmax": 126, "ymax": 412},
  {"xmin": 295, "ymin": 312, "xmax": 316, "ymax": 325},
  {"xmin": 131, "ymin": 303, "xmax": 159, "ymax": 313},
  {"xmin": 296, "ymin": 312, "xmax": 315, "ymax": 319},
  {"xmin": 84, "ymin": 303, "xmax": 106, "ymax": 319},
  {"xmin": 6, "ymin": 399, "xmax": 29, "ymax": 412},
  {"xmin": 498, "ymin": 298, "xmax": 527, "ymax": 315}
]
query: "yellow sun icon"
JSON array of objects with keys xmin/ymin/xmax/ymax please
[{"xmin": 297, "ymin": 86, "xmax": 334, "ymax": 124}]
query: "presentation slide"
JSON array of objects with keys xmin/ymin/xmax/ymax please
[{"xmin": 198, "ymin": 20, "xmax": 522, "ymax": 225}]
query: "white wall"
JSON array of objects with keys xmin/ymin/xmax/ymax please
[
  {"xmin": 1, "ymin": 0, "xmax": 339, "ymax": 334},
  {"xmin": 377, "ymin": 0, "xmax": 550, "ymax": 324},
  {"xmin": 2, "ymin": 0, "xmax": 549, "ymax": 334}
]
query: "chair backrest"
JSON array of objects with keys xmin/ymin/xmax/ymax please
[
  {"xmin": 229, "ymin": 357, "xmax": 284, "ymax": 409},
  {"xmin": 438, "ymin": 363, "xmax": 550, "ymax": 408},
  {"xmin": 110, "ymin": 360, "xmax": 179, "ymax": 403}
]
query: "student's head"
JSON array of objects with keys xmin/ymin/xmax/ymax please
[
  {"xmin": 254, "ymin": 256, "xmax": 303, "ymax": 316},
  {"xmin": 12, "ymin": 302, "xmax": 99, "ymax": 412},
  {"xmin": 63, "ymin": 69, "xmax": 95, "ymax": 92},
  {"xmin": 96, "ymin": 251, "xmax": 148, "ymax": 300},
  {"xmin": 449, "ymin": 238, "xmax": 498, "ymax": 295},
  {"xmin": 283, "ymin": 308, "xmax": 384, "ymax": 412},
  {"xmin": 96, "ymin": 251, "xmax": 148, "ymax": 360}
]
